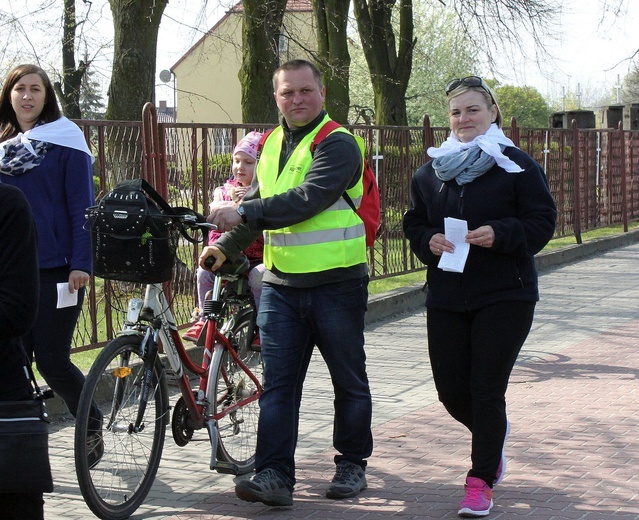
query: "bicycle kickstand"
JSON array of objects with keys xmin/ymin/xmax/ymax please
[
  {"xmin": 207, "ymin": 420, "xmax": 240, "ymax": 474},
  {"xmin": 206, "ymin": 419, "xmax": 219, "ymax": 470}
]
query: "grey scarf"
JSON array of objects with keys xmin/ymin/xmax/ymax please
[{"xmin": 432, "ymin": 146, "xmax": 496, "ymax": 185}]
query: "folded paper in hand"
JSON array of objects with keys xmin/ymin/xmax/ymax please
[{"xmin": 438, "ymin": 217, "xmax": 469, "ymax": 273}]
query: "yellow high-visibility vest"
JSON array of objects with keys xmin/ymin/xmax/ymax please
[{"xmin": 257, "ymin": 116, "xmax": 366, "ymax": 273}]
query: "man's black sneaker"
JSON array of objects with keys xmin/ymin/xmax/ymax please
[
  {"xmin": 235, "ymin": 468, "xmax": 293, "ymax": 506},
  {"xmin": 326, "ymin": 460, "xmax": 367, "ymax": 499},
  {"xmin": 87, "ymin": 430, "xmax": 104, "ymax": 469}
]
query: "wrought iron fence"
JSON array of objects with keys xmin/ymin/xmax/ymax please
[{"xmin": 70, "ymin": 108, "xmax": 639, "ymax": 352}]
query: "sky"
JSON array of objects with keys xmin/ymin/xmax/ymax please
[
  {"xmin": 2, "ymin": 0, "xmax": 638, "ymax": 110},
  {"xmin": 155, "ymin": 1, "xmax": 230, "ymax": 107},
  {"xmin": 152, "ymin": 0, "xmax": 639, "ymax": 110},
  {"xmin": 494, "ymin": 0, "xmax": 639, "ymax": 107}
]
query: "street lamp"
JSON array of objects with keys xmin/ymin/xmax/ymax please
[{"xmin": 159, "ymin": 69, "xmax": 176, "ymax": 121}]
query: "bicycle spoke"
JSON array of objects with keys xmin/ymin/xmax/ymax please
[
  {"xmin": 75, "ymin": 335, "xmax": 168, "ymax": 520},
  {"xmin": 212, "ymin": 314, "xmax": 262, "ymax": 475}
]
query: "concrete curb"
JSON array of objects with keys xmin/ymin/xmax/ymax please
[
  {"xmin": 48, "ymin": 228, "xmax": 639, "ymax": 418},
  {"xmin": 365, "ymin": 228, "xmax": 639, "ymax": 324}
]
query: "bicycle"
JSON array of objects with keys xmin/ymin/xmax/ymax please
[{"xmin": 74, "ymin": 215, "xmax": 263, "ymax": 520}]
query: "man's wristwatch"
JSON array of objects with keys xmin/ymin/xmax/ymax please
[{"xmin": 237, "ymin": 204, "xmax": 247, "ymax": 223}]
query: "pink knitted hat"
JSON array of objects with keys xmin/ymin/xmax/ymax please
[{"xmin": 233, "ymin": 131, "xmax": 263, "ymax": 160}]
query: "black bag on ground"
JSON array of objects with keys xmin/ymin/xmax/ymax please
[
  {"xmin": 0, "ymin": 355, "xmax": 53, "ymax": 494},
  {"xmin": 87, "ymin": 178, "xmax": 179, "ymax": 284}
]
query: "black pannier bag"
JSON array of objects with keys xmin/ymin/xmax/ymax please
[
  {"xmin": 87, "ymin": 178, "xmax": 180, "ymax": 284},
  {"xmin": 0, "ymin": 347, "xmax": 53, "ymax": 494}
]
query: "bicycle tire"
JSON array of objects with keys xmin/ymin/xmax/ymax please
[
  {"xmin": 74, "ymin": 334, "xmax": 169, "ymax": 520},
  {"xmin": 212, "ymin": 313, "xmax": 262, "ymax": 474}
]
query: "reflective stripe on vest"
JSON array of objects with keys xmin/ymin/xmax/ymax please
[
  {"xmin": 257, "ymin": 116, "xmax": 366, "ymax": 273},
  {"xmin": 267, "ymin": 222, "xmax": 366, "ymax": 247}
]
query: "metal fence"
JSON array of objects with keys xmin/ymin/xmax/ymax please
[{"xmin": 71, "ymin": 106, "xmax": 639, "ymax": 352}]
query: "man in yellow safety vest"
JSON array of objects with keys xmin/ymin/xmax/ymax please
[{"xmin": 201, "ymin": 59, "xmax": 373, "ymax": 507}]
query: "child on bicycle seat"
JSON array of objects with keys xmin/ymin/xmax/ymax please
[{"xmin": 183, "ymin": 131, "xmax": 264, "ymax": 343}]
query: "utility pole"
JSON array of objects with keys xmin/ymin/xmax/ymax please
[{"xmin": 577, "ymin": 83, "xmax": 582, "ymax": 109}]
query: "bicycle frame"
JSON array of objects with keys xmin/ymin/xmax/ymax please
[
  {"xmin": 75, "ymin": 216, "xmax": 264, "ymax": 518},
  {"xmin": 123, "ymin": 280, "xmax": 262, "ymax": 459}
]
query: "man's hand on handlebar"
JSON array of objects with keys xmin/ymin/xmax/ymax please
[
  {"xmin": 207, "ymin": 203, "xmax": 242, "ymax": 232},
  {"xmin": 199, "ymin": 245, "xmax": 227, "ymax": 271}
]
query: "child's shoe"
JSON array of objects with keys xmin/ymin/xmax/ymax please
[{"xmin": 183, "ymin": 320, "xmax": 205, "ymax": 342}]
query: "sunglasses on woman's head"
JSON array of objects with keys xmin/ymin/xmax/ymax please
[{"xmin": 445, "ymin": 76, "xmax": 492, "ymax": 97}]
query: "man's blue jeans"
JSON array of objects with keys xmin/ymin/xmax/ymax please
[{"xmin": 255, "ymin": 277, "xmax": 373, "ymax": 488}]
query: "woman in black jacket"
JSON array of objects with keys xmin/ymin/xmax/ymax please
[
  {"xmin": 0, "ymin": 183, "xmax": 44, "ymax": 519},
  {"xmin": 403, "ymin": 76, "xmax": 556, "ymax": 518}
]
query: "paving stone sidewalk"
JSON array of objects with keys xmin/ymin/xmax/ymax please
[{"xmin": 44, "ymin": 242, "xmax": 639, "ymax": 519}]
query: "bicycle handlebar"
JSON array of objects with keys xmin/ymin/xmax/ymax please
[
  {"xmin": 180, "ymin": 213, "xmax": 218, "ymax": 232},
  {"xmin": 204, "ymin": 253, "xmax": 250, "ymax": 276}
]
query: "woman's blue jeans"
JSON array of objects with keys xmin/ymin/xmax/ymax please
[{"xmin": 255, "ymin": 277, "xmax": 373, "ymax": 488}]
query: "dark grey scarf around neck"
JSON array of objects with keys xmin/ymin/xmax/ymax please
[{"xmin": 0, "ymin": 126, "xmax": 52, "ymax": 177}]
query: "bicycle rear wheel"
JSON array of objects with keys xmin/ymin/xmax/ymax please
[
  {"xmin": 74, "ymin": 334, "xmax": 168, "ymax": 520},
  {"xmin": 212, "ymin": 313, "xmax": 262, "ymax": 474}
]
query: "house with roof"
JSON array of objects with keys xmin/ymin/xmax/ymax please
[{"xmin": 171, "ymin": 0, "xmax": 316, "ymax": 124}]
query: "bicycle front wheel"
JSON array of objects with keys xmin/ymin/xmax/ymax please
[
  {"xmin": 74, "ymin": 334, "xmax": 169, "ymax": 520},
  {"xmin": 212, "ymin": 313, "xmax": 262, "ymax": 474}
]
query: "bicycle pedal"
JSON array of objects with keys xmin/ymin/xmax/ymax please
[
  {"xmin": 213, "ymin": 460, "xmax": 239, "ymax": 475},
  {"xmin": 163, "ymin": 369, "xmax": 181, "ymax": 387}
]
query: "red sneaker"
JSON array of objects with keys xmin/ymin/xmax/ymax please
[
  {"xmin": 458, "ymin": 477, "xmax": 493, "ymax": 517},
  {"xmin": 183, "ymin": 320, "xmax": 205, "ymax": 342},
  {"xmin": 250, "ymin": 331, "xmax": 261, "ymax": 352}
]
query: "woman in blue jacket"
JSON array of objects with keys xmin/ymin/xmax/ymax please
[
  {"xmin": 403, "ymin": 76, "xmax": 557, "ymax": 518},
  {"xmin": 0, "ymin": 64, "xmax": 102, "ymax": 463}
]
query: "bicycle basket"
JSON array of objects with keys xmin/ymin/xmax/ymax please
[{"xmin": 87, "ymin": 179, "xmax": 180, "ymax": 284}]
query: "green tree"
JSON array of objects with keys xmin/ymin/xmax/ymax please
[
  {"xmin": 80, "ymin": 61, "xmax": 105, "ymax": 119},
  {"xmin": 622, "ymin": 59, "xmax": 639, "ymax": 103},
  {"xmin": 348, "ymin": 5, "xmax": 478, "ymax": 127},
  {"xmin": 404, "ymin": 6, "xmax": 479, "ymax": 126},
  {"xmin": 348, "ymin": 0, "xmax": 558, "ymax": 126},
  {"xmin": 495, "ymin": 84, "xmax": 552, "ymax": 128}
]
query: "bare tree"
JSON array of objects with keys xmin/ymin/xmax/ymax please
[
  {"xmin": 445, "ymin": 0, "xmax": 560, "ymax": 71},
  {"xmin": 239, "ymin": 0, "xmax": 286, "ymax": 124},
  {"xmin": 0, "ymin": 1, "xmax": 111, "ymax": 118},
  {"xmin": 352, "ymin": 0, "xmax": 416, "ymax": 126},
  {"xmin": 0, "ymin": 0, "xmax": 566, "ymax": 129},
  {"xmin": 349, "ymin": 0, "xmax": 563, "ymax": 125},
  {"xmin": 104, "ymin": 0, "xmax": 167, "ymax": 183},
  {"xmin": 54, "ymin": 0, "xmax": 88, "ymax": 119},
  {"xmin": 105, "ymin": 0, "xmax": 168, "ymax": 121}
]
